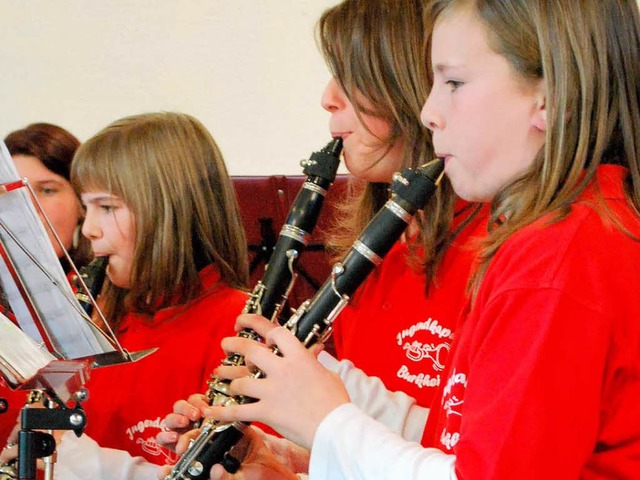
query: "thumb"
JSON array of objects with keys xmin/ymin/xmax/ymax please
[{"xmin": 308, "ymin": 343, "xmax": 325, "ymax": 358}]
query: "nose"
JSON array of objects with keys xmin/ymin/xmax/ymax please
[
  {"xmin": 420, "ymin": 92, "xmax": 443, "ymax": 131},
  {"xmin": 321, "ymin": 77, "xmax": 347, "ymax": 113},
  {"xmin": 81, "ymin": 207, "xmax": 102, "ymax": 241}
]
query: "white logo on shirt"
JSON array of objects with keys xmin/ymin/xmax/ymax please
[
  {"xmin": 395, "ymin": 317, "xmax": 452, "ymax": 371},
  {"xmin": 126, "ymin": 416, "xmax": 164, "ymax": 440},
  {"xmin": 136, "ymin": 437, "xmax": 177, "ymax": 462},
  {"xmin": 397, "ymin": 365, "xmax": 441, "ymax": 388},
  {"xmin": 443, "ymin": 369, "xmax": 467, "ymax": 397},
  {"xmin": 438, "ymin": 369, "xmax": 467, "ymax": 451},
  {"xmin": 396, "ymin": 317, "xmax": 453, "ymax": 345},
  {"xmin": 125, "ymin": 416, "xmax": 179, "ymax": 462},
  {"xmin": 402, "ymin": 340, "xmax": 450, "ymax": 371},
  {"xmin": 443, "ymin": 395, "xmax": 463, "ymax": 417},
  {"xmin": 440, "ymin": 429, "xmax": 460, "ymax": 450}
]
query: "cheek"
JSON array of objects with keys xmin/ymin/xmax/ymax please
[
  {"xmin": 344, "ymin": 130, "xmax": 403, "ymax": 183},
  {"xmin": 342, "ymin": 137, "xmax": 378, "ymax": 177},
  {"xmin": 123, "ymin": 236, "xmax": 137, "ymax": 263},
  {"xmin": 39, "ymin": 198, "xmax": 81, "ymax": 248},
  {"xmin": 116, "ymin": 220, "xmax": 137, "ymax": 266},
  {"xmin": 362, "ymin": 113, "xmax": 391, "ymax": 139},
  {"xmin": 343, "ymin": 147, "xmax": 402, "ymax": 183}
]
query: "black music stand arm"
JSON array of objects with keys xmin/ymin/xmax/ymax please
[{"xmin": 18, "ymin": 400, "xmax": 86, "ymax": 480}]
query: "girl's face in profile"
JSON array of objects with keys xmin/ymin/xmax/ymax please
[
  {"xmin": 421, "ymin": 6, "xmax": 546, "ymax": 202},
  {"xmin": 13, "ymin": 154, "xmax": 82, "ymax": 258},
  {"xmin": 321, "ymin": 78, "xmax": 404, "ymax": 183},
  {"xmin": 80, "ymin": 191, "xmax": 136, "ymax": 289}
]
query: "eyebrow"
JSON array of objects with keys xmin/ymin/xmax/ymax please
[
  {"xmin": 33, "ymin": 179, "xmax": 64, "ymax": 186},
  {"xmin": 81, "ymin": 194, "xmax": 120, "ymax": 204},
  {"xmin": 433, "ymin": 63, "xmax": 464, "ymax": 74}
]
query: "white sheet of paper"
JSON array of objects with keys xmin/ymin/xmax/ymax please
[
  {"xmin": 0, "ymin": 141, "xmax": 115, "ymax": 359},
  {"xmin": 0, "ymin": 311, "xmax": 56, "ymax": 386}
]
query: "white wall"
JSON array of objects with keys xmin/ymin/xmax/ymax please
[{"xmin": 0, "ymin": 0, "xmax": 339, "ymax": 175}]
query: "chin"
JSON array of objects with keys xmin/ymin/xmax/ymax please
[
  {"xmin": 106, "ymin": 271, "xmax": 130, "ymax": 289},
  {"xmin": 447, "ymin": 173, "xmax": 493, "ymax": 203},
  {"xmin": 450, "ymin": 184, "xmax": 488, "ymax": 203}
]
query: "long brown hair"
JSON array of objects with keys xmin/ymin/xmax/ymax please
[
  {"xmin": 4, "ymin": 122, "xmax": 92, "ymax": 270},
  {"xmin": 317, "ymin": 0, "xmax": 465, "ymax": 285},
  {"xmin": 72, "ymin": 112, "xmax": 248, "ymax": 327},
  {"xmin": 428, "ymin": 0, "xmax": 640, "ymax": 291}
]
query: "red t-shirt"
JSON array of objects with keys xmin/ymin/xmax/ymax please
[
  {"xmin": 423, "ymin": 165, "xmax": 640, "ymax": 479},
  {"xmin": 81, "ymin": 265, "xmax": 247, "ymax": 465},
  {"xmin": 332, "ymin": 202, "xmax": 488, "ymax": 405}
]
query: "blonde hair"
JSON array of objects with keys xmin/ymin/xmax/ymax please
[
  {"xmin": 429, "ymin": 0, "xmax": 640, "ymax": 291},
  {"xmin": 72, "ymin": 112, "xmax": 248, "ymax": 326},
  {"xmin": 318, "ymin": 0, "xmax": 471, "ymax": 286}
]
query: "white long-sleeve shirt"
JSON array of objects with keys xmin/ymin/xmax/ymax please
[
  {"xmin": 54, "ymin": 352, "xmax": 439, "ymax": 480},
  {"xmin": 305, "ymin": 353, "xmax": 456, "ymax": 480},
  {"xmin": 55, "ymin": 432, "xmax": 157, "ymax": 480}
]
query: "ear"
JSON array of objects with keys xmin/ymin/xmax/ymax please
[{"xmin": 530, "ymin": 80, "xmax": 547, "ymax": 132}]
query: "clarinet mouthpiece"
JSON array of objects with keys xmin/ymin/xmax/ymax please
[
  {"xmin": 326, "ymin": 136, "xmax": 344, "ymax": 156},
  {"xmin": 418, "ymin": 158, "xmax": 445, "ymax": 185}
]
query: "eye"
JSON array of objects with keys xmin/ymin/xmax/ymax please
[
  {"xmin": 445, "ymin": 80, "xmax": 464, "ymax": 92},
  {"xmin": 99, "ymin": 204, "xmax": 116, "ymax": 213},
  {"xmin": 36, "ymin": 186, "xmax": 59, "ymax": 196}
]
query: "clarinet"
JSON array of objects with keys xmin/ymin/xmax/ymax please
[
  {"xmin": 72, "ymin": 256, "xmax": 108, "ymax": 316},
  {"xmin": 165, "ymin": 139, "xmax": 342, "ymax": 479},
  {"xmin": 166, "ymin": 158, "xmax": 444, "ymax": 480},
  {"xmin": 203, "ymin": 137, "xmax": 342, "ymax": 406}
]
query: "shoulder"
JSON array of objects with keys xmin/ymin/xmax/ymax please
[
  {"xmin": 195, "ymin": 284, "xmax": 248, "ymax": 314},
  {"xmin": 482, "ymin": 172, "xmax": 640, "ymax": 313}
]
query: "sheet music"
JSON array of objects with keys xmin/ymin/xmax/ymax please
[
  {"xmin": 0, "ymin": 141, "xmax": 115, "ymax": 359},
  {"xmin": 0, "ymin": 311, "xmax": 56, "ymax": 387}
]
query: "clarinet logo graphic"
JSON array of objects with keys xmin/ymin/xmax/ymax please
[
  {"xmin": 137, "ymin": 437, "xmax": 179, "ymax": 463},
  {"xmin": 126, "ymin": 416, "xmax": 179, "ymax": 463},
  {"xmin": 403, "ymin": 340, "xmax": 450, "ymax": 371},
  {"xmin": 396, "ymin": 317, "xmax": 453, "ymax": 371}
]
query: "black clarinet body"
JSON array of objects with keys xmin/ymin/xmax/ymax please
[
  {"xmin": 252, "ymin": 137, "xmax": 343, "ymax": 321},
  {"xmin": 206, "ymin": 138, "xmax": 342, "ymax": 397},
  {"xmin": 165, "ymin": 158, "xmax": 444, "ymax": 480},
  {"xmin": 166, "ymin": 140, "xmax": 342, "ymax": 480},
  {"xmin": 73, "ymin": 256, "xmax": 108, "ymax": 316},
  {"xmin": 289, "ymin": 162, "xmax": 444, "ymax": 346}
]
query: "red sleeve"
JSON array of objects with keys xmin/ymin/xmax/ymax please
[
  {"xmin": 447, "ymin": 197, "xmax": 640, "ymax": 479},
  {"xmin": 454, "ymin": 287, "xmax": 612, "ymax": 479}
]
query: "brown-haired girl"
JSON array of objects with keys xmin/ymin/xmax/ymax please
[
  {"xmin": 53, "ymin": 111, "xmax": 249, "ymax": 478},
  {"xmin": 317, "ymin": 0, "xmax": 487, "ymax": 404}
]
